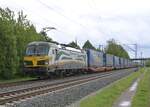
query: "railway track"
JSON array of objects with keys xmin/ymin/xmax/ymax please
[
  {"xmin": 0, "ymin": 68, "xmax": 135, "ymax": 89},
  {"xmin": 0, "ymin": 71, "xmax": 121, "ymax": 105},
  {"xmin": 0, "ymin": 74, "xmax": 90, "ymax": 89},
  {"xmin": 0, "ymin": 72, "xmax": 111, "ymax": 89},
  {"xmin": 0, "ymin": 79, "xmax": 41, "ymax": 88}
]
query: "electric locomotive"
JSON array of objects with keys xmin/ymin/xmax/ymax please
[{"xmin": 23, "ymin": 41, "xmax": 87, "ymax": 77}]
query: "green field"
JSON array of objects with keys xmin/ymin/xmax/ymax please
[
  {"xmin": 132, "ymin": 68, "xmax": 150, "ymax": 107},
  {"xmin": 80, "ymin": 69, "xmax": 143, "ymax": 107}
]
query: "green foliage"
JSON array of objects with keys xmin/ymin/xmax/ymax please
[
  {"xmin": 67, "ymin": 41, "xmax": 80, "ymax": 49},
  {"xmin": 0, "ymin": 77, "xmax": 35, "ymax": 84},
  {"xmin": 40, "ymin": 31, "xmax": 52, "ymax": 42},
  {"xmin": 145, "ymin": 60, "xmax": 150, "ymax": 67},
  {"xmin": 105, "ymin": 39, "xmax": 129, "ymax": 58},
  {"xmin": 82, "ymin": 40, "xmax": 96, "ymax": 50},
  {"xmin": 132, "ymin": 68, "xmax": 150, "ymax": 107},
  {"xmin": 80, "ymin": 69, "xmax": 142, "ymax": 107},
  {"xmin": 0, "ymin": 8, "xmax": 45, "ymax": 79}
]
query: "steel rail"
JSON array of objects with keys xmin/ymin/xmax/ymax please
[{"xmin": 0, "ymin": 71, "xmax": 118, "ymax": 105}]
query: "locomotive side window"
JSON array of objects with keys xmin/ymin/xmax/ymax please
[
  {"xmin": 52, "ymin": 50, "xmax": 55, "ymax": 54},
  {"xmin": 55, "ymin": 49, "xmax": 58, "ymax": 54}
]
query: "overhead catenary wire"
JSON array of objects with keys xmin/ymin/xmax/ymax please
[
  {"xmin": 37, "ymin": 0, "xmax": 90, "ymax": 30},
  {"xmin": 87, "ymin": 0, "xmax": 112, "ymax": 36},
  {"xmin": 88, "ymin": 0, "xmax": 138, "ymax": 58},
  {"xmin": 10, "ymin": 1, "xmax": 76, "ymax": 39},
  {"xmin": 10, "ymin": 0, "xmax": 103, "ymax": 45}
]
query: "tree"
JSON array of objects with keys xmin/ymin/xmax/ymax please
[
  {"xmin": 40, "ymin": 27, "xmax": 55, "ymax": 42},
  {"xmin": 105, "ymin": 39, "xmax": 130, "ymax": 58},
  {"xmin": 67, "ymin": 41, "xmax": 80, "ymax": 49},
  {"xmin": 82, "ymin": 40, "xmax": 96, "ymax": 50},
  {"xmin": 145, "ymin": 60, "xmax": 150, "ymax": 67},
  {"xmin": 0, "ymin": 7, "xmax": 45, "ymax": 79},
  {"xmin": 0, "ymin": 8, "xmax": 18, "ymax": 79},
  {"xmin": 40, "ymin": 30, "xmax": 52, "ymax": 42}
]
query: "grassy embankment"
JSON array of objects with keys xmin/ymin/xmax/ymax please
[
  {"xmin": 132, "ymin": 68, "xmax": 150, "ymax": 107},
  {"xmin": 80, "ymin": 68, "xmax": 144, "ymax": 107}
]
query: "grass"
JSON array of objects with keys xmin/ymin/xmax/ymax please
[
  {"xmin": 80, "ymin": 69, "xmax": 143, "ymax": 107},
  {"xmin": 132, "ymin": 68, "xmax": 150, "ymax": 107},
  {"xmin": 0, "ymin": 77, "xmax": 36, "ymax": 84}
]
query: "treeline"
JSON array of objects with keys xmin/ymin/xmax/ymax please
[
  {"xmin": 105, "ymin": 39, "xmax": 130, "ymax": 58},
  {"xmin": 145, "ymin": 60, "xmax": 150, "ymax": 67},
  {"xmin": 67, "ymin": 40, "xmax": 96, "ymax": 50},
  {"xmin": 0, "ymin": 8, "xmax": 45, "ymax": 79},
  {"xmin": 68, "ymin": 39, "xmax": 130, "ymax": 59}
]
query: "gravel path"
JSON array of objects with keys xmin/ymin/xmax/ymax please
[
  {"xmin": 113, "ymin": 79, "xmax": 140, "ymax": 107},
  {"xmin": 113, "ymin": 71, "xmax": 144, "ymax": 107}
]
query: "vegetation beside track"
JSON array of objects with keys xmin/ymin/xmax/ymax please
[
  {"xmin": 0, "ymin": 7, "xmax": 46, "ymax": 79},
  {"xmin": 132, "ymin": 68, "xmax": 150, "ymax": 107},
  {"xmin": 0, "ymin": 77, "xmax": 35, "ymax": 84},
  {"xmin": 80, "ymin": 69, "xmax": 143, "ymax": 107}
]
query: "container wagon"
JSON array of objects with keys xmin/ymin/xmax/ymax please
[
  {"xmin": 87, "ymin": 49, "xmax": 105, "ymax": 72},
  {"xmin": 104, "ymin": 54, "xmax": 114, "ymax": 71},
  {"xmin": 120, "ymin": 58, "xmax": 125, "ymax": 69},
  {"xmin": 114, "ymin": 56, "xmax": 120, "ymax": 69}
]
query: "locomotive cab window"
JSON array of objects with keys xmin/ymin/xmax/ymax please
[{"xmin": 26, "ymin": 45, "xmax": 49, "ymax": 56}]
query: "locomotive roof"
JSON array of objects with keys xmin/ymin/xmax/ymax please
[{"xmin": 27, "ymin": 41, "xmax": 57, "ymax": 46}]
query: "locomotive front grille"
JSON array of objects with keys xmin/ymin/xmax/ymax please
[
  {"xmin": 24, "ymin": 61, "xmax": 33, "ymax": 66},
  {"xmin": 37, "ymin": 60, "xmax": 45, "ymax": 65}
]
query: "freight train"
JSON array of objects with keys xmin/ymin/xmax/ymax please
[{"xmin": 23, "ymin": 41, "xmax": 138, "ymax": 77}]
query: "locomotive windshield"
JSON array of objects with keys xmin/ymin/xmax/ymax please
[{"xmin": 26, "ymin": 45, "xmax": 49, "ymax": 56}]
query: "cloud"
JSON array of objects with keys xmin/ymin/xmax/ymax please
[{"xmin": 0, "ymin": 0, "xmax": 150, "ymax": 58}]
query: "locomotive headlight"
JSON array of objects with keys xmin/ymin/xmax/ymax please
[
  {"xmin": 24, "ymin": 62, "xmax": 26, "ymax": 66},
  {"xmin": 45, "ymin": 61, "xmax": 49, "ymax": 65}
]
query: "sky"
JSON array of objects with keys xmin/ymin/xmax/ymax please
[{"xmin": 0, "ymin": 0, "xmax": 150, "ymax": 58}]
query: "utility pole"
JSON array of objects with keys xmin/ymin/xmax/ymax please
[
  {"xmin": 122, "ymin": 43, "xmax": 137, "ymax": 59},
  {"xmin": 75, "ymin": 37, "xmax": 78, "ymax": 45},
  {"xmin": 140, "ymin": 52, "xmax": 142, "ymax": 66},
  {"xmin": 135, "ymin": 44, "xmax": 138, "ymax": 58},
  {"xmin": 141, "ymin": 52, "xmax": 144, "ymax": 66},
  {"xmin": 141, "ymin": 52, "xmax": 142, "ymax": 59},
  {"xmin": 99, "ymin": 43, "xmax": 138, "ymax": 58},
  {"xmin": 99, "ymin": 45, "xmax": 104, "ymax": 52}
]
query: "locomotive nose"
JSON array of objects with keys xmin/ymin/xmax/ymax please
[{"xmin": 23, "ymin": 56, "xmax": 52, "ymax": 67}]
